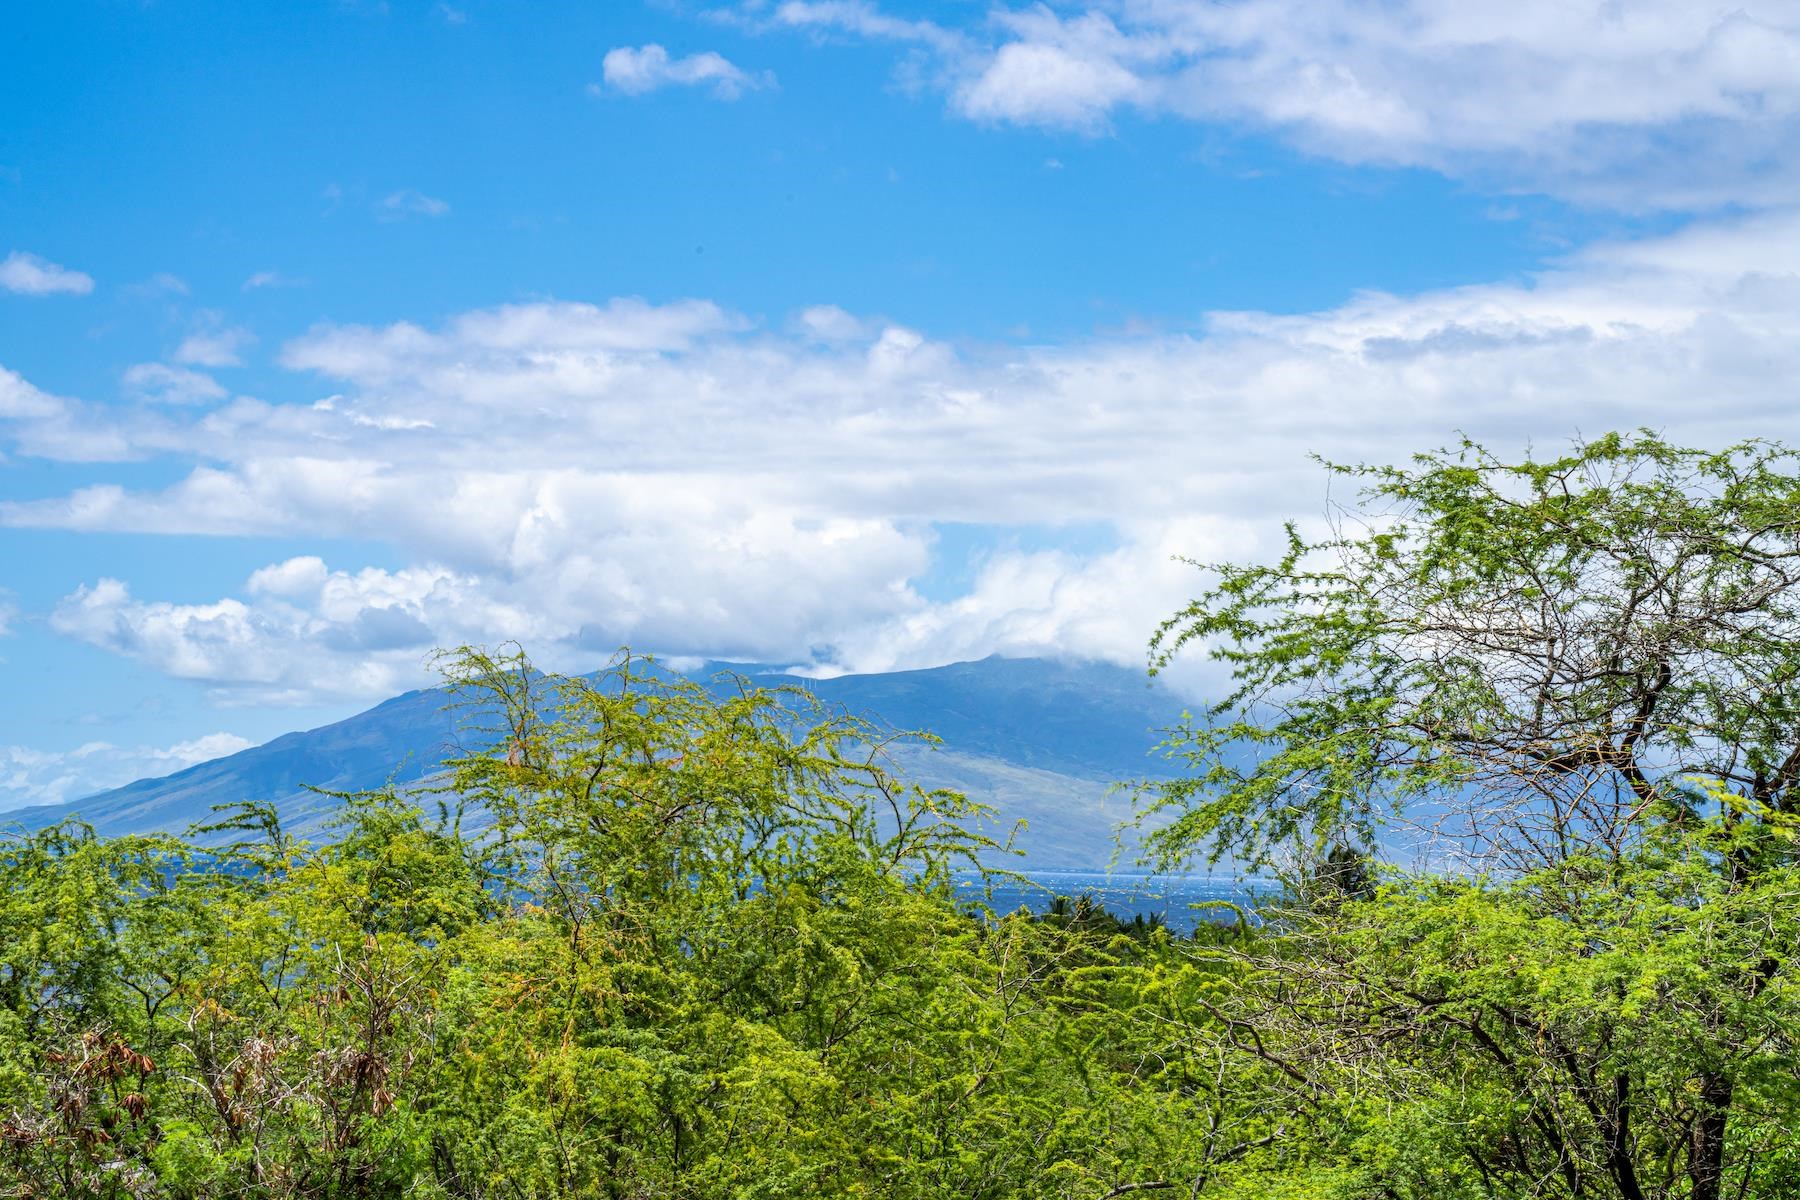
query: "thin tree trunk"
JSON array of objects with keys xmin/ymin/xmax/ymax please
[
  {"xmin": 1604, "ymin": 1072, "xmax": 1645, "ymax": 1200},
  {"xmin": 1689, "ymin": 1070, "xmax": 1732, "ymax": 1200}
]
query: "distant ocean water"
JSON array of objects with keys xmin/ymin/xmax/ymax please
[{"xmin": 953, "ymin": 870, "xmax": 1273, "ymax": 934}]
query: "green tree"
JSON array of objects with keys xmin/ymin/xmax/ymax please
[
  {"xmin": 0, "ymin": 646, "xmax": 1259, "ymax": 1199},
  {"xmin": 1144, "ymin": 433, "xmax": 1800, "ymax": 1199}
]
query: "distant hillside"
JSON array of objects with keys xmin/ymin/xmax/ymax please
[
  {"xmin": 5, "ymin": 686, "xmax": 471, "ymax": 843},
  {"xmin": 731, "ymin": 656, "xmax": 1184, "ymax": 782},
  {"xmin": 9, "ymin": 656, "xmax": 1188, "ymax": 869}
]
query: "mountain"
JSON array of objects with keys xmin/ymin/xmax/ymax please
[
  {"xmin": 6, "ymin": 686, "xmax": 472, "ymax": 844},
  {"xmin": 7, "ymin": 656, "xmax": 1190, "ymax": 869},
  {"xmin": 730, "ymin": 656, "xmax": 1185, "ymax": 782}
]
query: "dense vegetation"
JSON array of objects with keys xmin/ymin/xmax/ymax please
[{"xmin": 5, "ymin": 433, "xmax": 1799, "ymax": 1198}]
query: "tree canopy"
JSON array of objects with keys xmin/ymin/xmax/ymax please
[
  {"xmin": 1140, "ymin": 432, "xmax": 1800, "ymax": 1199},
  {"xmin": 0, "ymin": 649, "xmax": 1277, "ymax": 1199},
  {"xmin": 1144, "ymin": 431, "xmax": 1800, "ymax": 873}
]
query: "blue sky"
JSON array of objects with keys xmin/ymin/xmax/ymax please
[{"xmin": 4, "ymin": 0, "xmax": 1800, "ymax": 808}]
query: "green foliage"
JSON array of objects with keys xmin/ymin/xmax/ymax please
[
  {"xmin": 1142, "ymin": 431, "xmax": 1800, "ymax": 870},
  {"xmin": 1188, "ymin": 824, "xmax": 1800, "ymax": 1199},
  {"xmin": 0, "ymin": 649, "xmax": 1267, "ymax": 1198},
  {"xmin": 1142, "ymin": 431, "xmax": 1800, "ymax": 1199}
]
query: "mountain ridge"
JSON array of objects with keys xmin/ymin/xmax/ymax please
[{"xmin": 9, "ymin": 655, "xmax": 1188, "ymax": 868}]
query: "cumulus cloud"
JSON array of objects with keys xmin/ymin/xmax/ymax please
[
  {"xmin": 0, "ymin": 368, "xmax": 134, "ymax": 461},
  {"xmin": 826, "ymin": 517, "xmax": 1260, "ymax": 682},
  {"xmin": 750, "ymin": 0, "xmax": 1800, "ymax": 209},
  {"xmin": 0, "ymin": 732, "xmax": 254, "ymax": 812},
  {"xmin": 0, "ymin": 250, "xmax": 93, "ymax": 296},
  {"xmin": 953, "ymin": 10, "xmax": 1155, "ymax": 131},
  {"xmin": 9, "ymin": 209, "xmax": 1800, "ymax": 701},
  {"xmin": 50, "ymin": 570, "xmax": 488, "ymax": 704},
  {"xmin": 600, "ymin": 44, "xmax": 773, "ymax": 99},
  {"xmin": 0, "ymin": 366, "xmax": 66, "ymax": 420},
  {"xmin": 45, "ymin": 490, "xmax": 930, "ymax": 702},
  {"xmin": 174, "ymin": 316, "xmax": 255, "ymax": 367},
  {"xmin": 122, "ymin": 363, "xmax": 228, "ymax": 406},
  {"xmin": 793, "ymin": 303, "xmax": 873, "ymax": 342}
]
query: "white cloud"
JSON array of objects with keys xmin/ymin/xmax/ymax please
[
  {"xmin": 751, "ymin": 1, "xmax": 965, "ymax": 54},
  {"xmin": 242, "ymin": 270, "xmax": 304, "ymax": 291},
  {"xmin": 127, "ymin": 272, "xmax": 190, "ymax": 298},
  {"xmin": 51, "ymin": 571, "xmax": 478, "ymax": 704},
  {"xmin": 375, "ymin": 189, "xmax": 450, "ymax": 221},
  {"xmin": 46, "ymin": 488, "xmax": 930, "ymax": 702},
  {"xmin": 174, "ymin": 314, "xmax": 256, "ymax": 367},
  {"xmin": 0, "ymin": 372, "xmax": 132, "ymax": 461},
  {"xmin": 794, "ymin": 303, "xmax": 872, "ymax": 341},
  {"xmin": 601, "ymin": 44, "xmax": 773, "ymax": 99},
  {"xmin": 10, "ymin": 209, "xmax": 1800, "ymax": 700},
  {"xmin": 172, "ymin": 731, "xmax": 255, "ymax": 762},
  {"xmin": 0, "ymin": 250, "xmax": 93, "ymax": 296},
  {"xmin": 279, "ymin": 296, "xmax": 743, "ymax": 386},
  {"xmin": 0, "ymin": 732, "xmax": 254, "ymax": 812},
  {"xmin": 828, "ymin": 517, "xmax": 1259, "ymax": 685},
  {"xmin": 121, "ymin": 362, "xmax": 227, "ymax": 406},
  {"xmin": 0, "ymin": 366, "xmax": 66, "ymax": 420},
  {"xmin": 954, "ymin": 10, "xmax": 1153, "ymax": 131},
  {"xmin": 744, "ymin": 0, "xmax": 1800, "ymax": 209}
]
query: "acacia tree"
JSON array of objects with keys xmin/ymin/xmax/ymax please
[
  {"xmin": 1143, "ymin": 433, "xmax": 1800, "ymax": 1199},
  {"xmin": 1, "ymin": 648, "xmax": 1254, "ymax": 1199}
]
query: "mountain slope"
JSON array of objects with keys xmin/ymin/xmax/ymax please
[
  {"xmin": 10, "ymin": 656, "xmax": 1187, "ymax": 868},
  {"xmin": 6, "ymin": 686, "xmax": 471, "ymax": 841},
  {"xmin": 728, "ymin": 656, "xmax": 1182, "ymax": 782}
]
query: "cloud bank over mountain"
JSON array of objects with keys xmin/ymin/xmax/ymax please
[{"xmin": 5, "ymin": 207, "xmax": 1800, "ymax": 703}]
